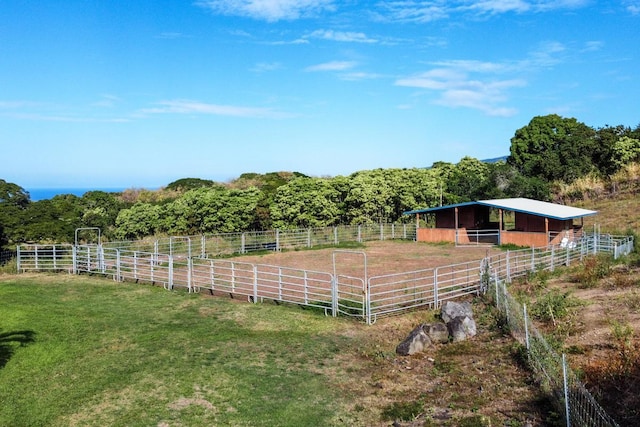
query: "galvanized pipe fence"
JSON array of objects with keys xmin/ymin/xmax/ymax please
[{"xmin": 14, "ymin": 229, "xmax": 634, "ymax": 426}]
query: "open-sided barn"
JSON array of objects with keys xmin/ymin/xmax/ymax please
[{"xmin": 404, "ymin": 198, "xmax": 597, "ymax": 247}]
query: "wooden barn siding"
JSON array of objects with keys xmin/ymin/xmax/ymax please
[{"xmin": 417, "ymin": 228, "xmax": 457, "ymax": 242}]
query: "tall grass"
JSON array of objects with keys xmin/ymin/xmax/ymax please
[{"xmin": 0, "ymin": 275, "xmax": 356, "ymax": 427}]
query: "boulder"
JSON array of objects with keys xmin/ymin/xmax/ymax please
[
  {"xmin": 447, "ymin": 316, "xmax": 477, "ymax": 342},
  {"xmin": 440, "ymin": 301, "xmax": 473, "ymax": 324},
  {"xmin": 395, "ymin": 324, "xmax": 432, "ymax": 356},
  {"xmin": 424, "ymin": 322, "xmax": 449, "ymax": 344}
]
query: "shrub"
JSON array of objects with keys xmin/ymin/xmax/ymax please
[{"xmin": 530, "ymin": 289, "xmax": 581, "ymax": 324}]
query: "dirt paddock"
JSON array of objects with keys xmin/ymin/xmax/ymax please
[{"xmin": 232, "ymin": 240, "xmax": 502, "ymax": 278}]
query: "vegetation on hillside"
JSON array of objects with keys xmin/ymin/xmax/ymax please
[{"xmin": 1, "ymin": 114, "xmax": 639, "ymax": 246}]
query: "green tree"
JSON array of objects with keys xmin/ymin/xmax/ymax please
[
  {"xmin": 114, "ymin": 203, "xmax": 163, "ymax": 240},
  {"xmin": 447, "ymin": 157, "xmax": 490, "ymax": 201},
  {"xmin": 508, "ymin": 114, "xmax": 597, "ymax": 183},
  {"xmin": 0, "ymin": 180, "xmax": 31, "ymax": 247},
  {"xmin": 270, "ymin": 177, "xmax": 340, "ymax": 229}
]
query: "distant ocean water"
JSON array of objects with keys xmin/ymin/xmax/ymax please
[{"xmin": 27, "ymin": 188, "xmax": 127, "ymax": 202}]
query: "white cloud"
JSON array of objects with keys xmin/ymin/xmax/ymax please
[
  {"xmin": 582, "ymin": 40, "xmax": 604, "ymax": 52},
  {"xmin": 624, "ymin": 0, "xmax": 640, "ymax": 14},
  {"xmin": 139, "ymin": 99, "xmax": 291, "ymax": 118},
  {"xmin": 374, "ymin": 0, "xmax": 590, "ymax": 22},
  {"xmin": 195, "ymin": 0, "xmax": 336, "ymax": 22},
  {"xmin": 305, "ymin": 60, "xmax": 357, "ymax": 72},
  {"xmin": 395, "ymin": 60, "xmax": 526, "ymax": 117},
  {"xmin": 306, "ymin": 29, "xmax": 378, "ymax": 43},
  {"xmin": 251, "ymin": 62, "xmax": 283, "ymax": 72}
]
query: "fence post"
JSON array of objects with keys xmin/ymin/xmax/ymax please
[
  {"xmin": 380, "ymin": 224, "xmax": 384, "ymax": 241},
  {"xmin": 331, "ymin": 276, "xmax": 338, "ymax": 317},
  {"xmin": 276, "ymin": 230, "xmax": 280, "ymax": 251},
  {"xmin": 307, "ymin": 229, "xmax": 311, "ymax": 248},
  {"xmin": 358, "ymin": 225, "xmax": 362, "ymax": 243},
  {"xmin": 366, "ymin": 277, "xmax": 372, "ymax": 325},
  {"xmin": 506, "ymin": 250, "xmax": 511, "ymax": 283},
  {"xmin": 241, "ymin": 233, "xmax": 246, "ymax": 254},
  {"xmin": 253, "ymin": 265, "xmax": 258, "ymax": 303},
  {"xmin": 201, "ymin": 235, "xmax": 206, "ymax": 258},
  {"xmin": 524, "ymin": 304, "xmax": 530, "ymax": 350},
  {"xmin": 116, "ymin": 249, "xmax": 121, "ymax": 281},
  {"xmin": 72, "ymin": 245, "xmax": 77, "ymax": 275},
  {"xmin": 531, "ymin": 247, "xmax": 535, "ymax": 272},
  {"xmin": 168, "ymin": 255, "xmax": 174, "ymax": 290},
  {"xmin": 334, "ymin": 227, "xmax": 338, "ymax": 245},
  {"xmin": 563, "ymin": 353, "xmax": 571, "ymax": 427},
  {"xmin": 16, "ymin": 245, "xmax": 21, "ymax": 272},
  {"xmin": 188, "ymin": 258, "xmax": 193, "ymax": 293},
  {"xmin": 433, "ymin": 269, "xmax": 439, "ymax": 308}
]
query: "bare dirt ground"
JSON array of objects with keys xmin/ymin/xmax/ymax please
[{"xmin": 234, "ymin": 240, "xmax": 501, "ymax": 278}]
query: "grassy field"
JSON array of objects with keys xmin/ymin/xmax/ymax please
[{"xmin": 0, "ymin": 271, "xmax": 553, "ymax": 427}]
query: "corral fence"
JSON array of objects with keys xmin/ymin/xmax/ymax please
[
  {"xmin": 14, "ymin": 228, "xmax": 634, "ymax": 426},
  {"xmin": 101, "ymin": 223, "xmax": 417, "ymax": 257}
]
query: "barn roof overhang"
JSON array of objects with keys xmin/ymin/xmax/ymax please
[{"xmin": 403, "ymin": 198, "xmax": 597, "ymax": 221}]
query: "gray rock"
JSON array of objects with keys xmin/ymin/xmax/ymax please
[
  {"xmin": 447, "ymin": 316, "xmax": 477, "ymax": 342},
  {"xmin": 395, "ymin": 324, "xmax": 432, "ymax": 356},
  {"xmin": 440, "ymin": 301, "xmax": 473, "ymax": 324},
  {"xmin": 424, "ymin": 322, "xmax": 449, "ymax": 344}
]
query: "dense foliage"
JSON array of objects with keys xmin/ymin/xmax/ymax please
[{"xmin": 1, "ymin": 115, "xmax": 638, "ymax": 246}]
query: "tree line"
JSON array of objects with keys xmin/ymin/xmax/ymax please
[{"xmin": 1, "ymin": 114, "xmax": 639, "ymax": 247}]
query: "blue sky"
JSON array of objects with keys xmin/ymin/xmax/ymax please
[{"xmin": 1, "ymin": 1, "xmax": 639, "ymax": 190}]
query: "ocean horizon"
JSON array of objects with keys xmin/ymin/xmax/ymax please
[{"xmin": 27, "ymin": 187, "xmax": 128, "ymax": 202}]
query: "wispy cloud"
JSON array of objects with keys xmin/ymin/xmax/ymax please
[
  {"xmin": 624, "ymin": 0, "xmax": 640, "ymax": 14},
  {"xmin": 251, "ymin": 62, "xmax": 283, "ymax": 72},
  {"xmin": 156, "ymin": 32, "xmax": 189, "ymax": 39},
  {"xmin": 0, "ymin": 99, "xmax": 130, "ymax": 122},
  {"xmin": 374, "ymin": 0, "xmax": 589, "ymax": 23},
  {"xmin": 305, "ymin": 29, "xmax": 378, "ymax": 43},
  {"xmin": 396, "ymin": 67, "xmax": 525, "ymax": 116},
  {"xmin": 305, "ymin": 60, "xmax": 357, "ymax": 72},
  {"xmin": 92, "ymin": 94, "xmax": 121, "ymax": 108},
  {"xmin": 139, "ymin": 99, "xmax": 292, "ymax": 118},
  {"xmin": 195, "ymin": 0, "xmax": 336, "ymax": 22}
]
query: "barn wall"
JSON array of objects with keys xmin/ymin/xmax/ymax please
[
  {"xmin": 500, "ymin": 231, "xmax": 549, "ymax": 247},
  {"xmin": 417, "ymin": 228, "xmax": 456, "ymax": 243}
]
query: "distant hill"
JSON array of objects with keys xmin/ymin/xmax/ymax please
[{"xmin": 482, "ymin": 155, "xmax": 508, "ymax": 164}]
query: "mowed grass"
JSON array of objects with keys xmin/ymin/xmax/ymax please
[{"xmin": 0, "ymin": 274, "xmax": 357, "ymax": 427}]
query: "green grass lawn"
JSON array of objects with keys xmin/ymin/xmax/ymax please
[{"xmin": 0, "ymin": 274, "xmax": 356, "ymax": 427}]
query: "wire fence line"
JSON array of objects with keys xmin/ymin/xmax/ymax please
[
  {"xmin": 13, "ymin": 228, "xmax": 634, "ymax": 426},
  {"xmin": 484, "ymin": 233, "xmax": 634, "ymax": 427}
]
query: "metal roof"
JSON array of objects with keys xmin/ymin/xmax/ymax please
[{"xmin": 403, "ymin": 197, "xmax": 597, "ymax": 221}]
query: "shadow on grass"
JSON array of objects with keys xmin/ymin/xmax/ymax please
[{"xmin": 0, "ymin": 330, "xmax": 36, "ymax": 368}]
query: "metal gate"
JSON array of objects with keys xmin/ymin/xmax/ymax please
[{"xmin": 332, "ymin": 250, "xmax": 369, "ymax": 322}]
